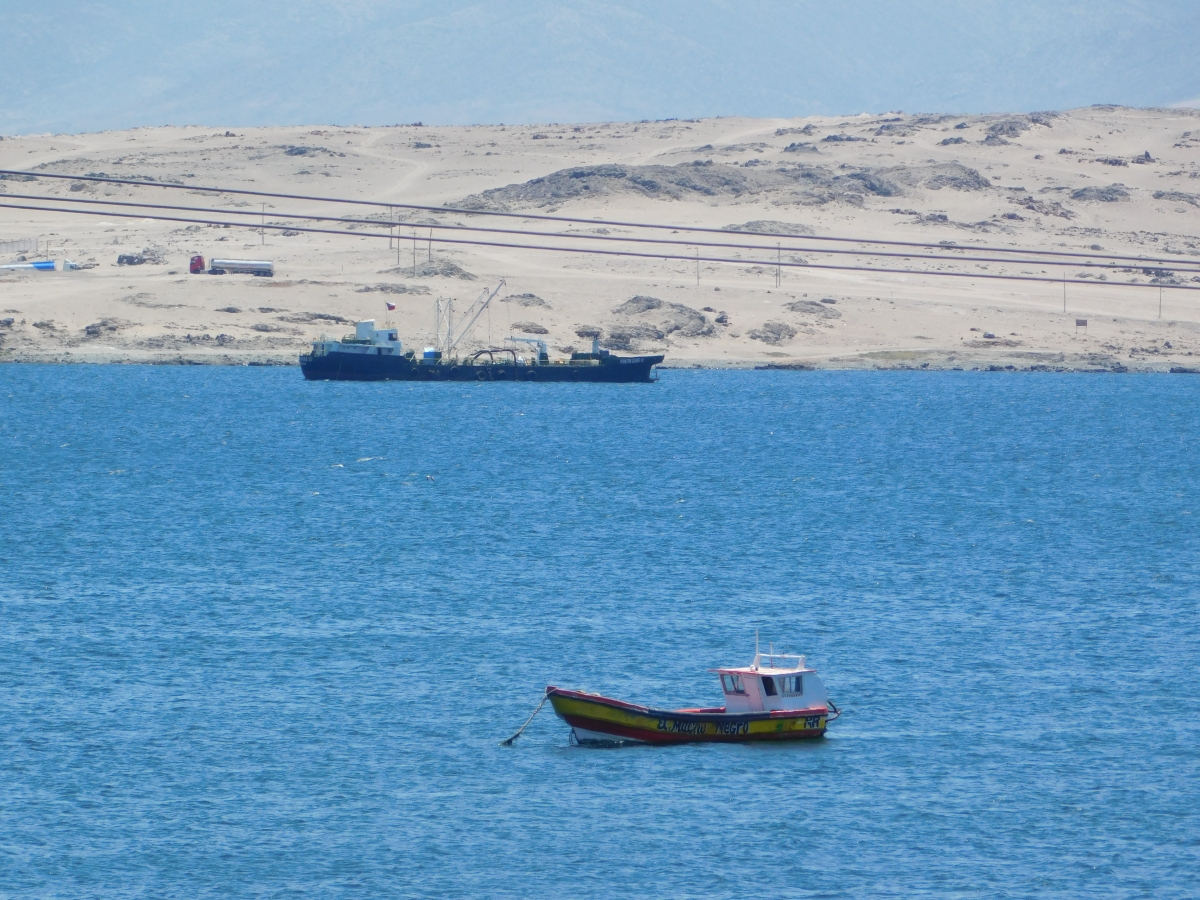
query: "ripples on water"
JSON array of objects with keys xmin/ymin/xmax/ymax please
[{"xmin": 1, "ymin": 366, "xmax": 1197, "ymax": 898}]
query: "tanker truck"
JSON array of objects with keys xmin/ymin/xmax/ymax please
[{"xmin": 189, "ymin": 255, "xmax": 274, "ymax": 277}]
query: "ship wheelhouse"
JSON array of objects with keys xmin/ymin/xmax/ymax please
[
  {"xmin": 307, "ymin": 320, "xmax": 404, "ymax": 359},
  {"xmin": 711, "ymin": 650, "xmax": 828, "ymax": 714}
]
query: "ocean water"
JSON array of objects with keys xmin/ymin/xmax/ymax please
[{"xmin": 1, "ymin": 365, "xmax": 1197, "ymax": 899}]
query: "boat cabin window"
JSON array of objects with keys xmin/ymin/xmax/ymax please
[
  {"xmin": 780, "ymin": 675, "xmax": 803, "ymax": 696},
  {"xmin": 720, "ymin": 674, "xmax": 745, "ymax": 695},
  {"xmin": 761, "ymin": 676, "xmax": 778, "ymax": 696}
]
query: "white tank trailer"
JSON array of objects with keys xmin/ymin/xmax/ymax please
[{"xmin": 189, "ymin": 255, "xmax": 273, "ymax": 277}]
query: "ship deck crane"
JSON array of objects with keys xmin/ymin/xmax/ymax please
[
  {"xmin": 440, "ymin": 279, "xmax": 506, "ymax": 356},
  {"xmin": 507, "ymin": 335, "xmax": 548, "ymax": 364}
]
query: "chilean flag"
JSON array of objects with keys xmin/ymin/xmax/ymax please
[{"xmin": 385, "ymin": 301, "xmax": 396, "ymax": 311}]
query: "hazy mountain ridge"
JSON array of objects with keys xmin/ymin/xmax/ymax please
[{"xmin": 2, "ymin": 1, "xmax": 1199, "ymax": 135}]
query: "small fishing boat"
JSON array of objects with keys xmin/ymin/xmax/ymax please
[{"xmin": 544, "ymin": 644, "xmax": 838, "ymax": 745}]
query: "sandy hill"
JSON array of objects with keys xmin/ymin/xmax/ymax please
[{"xmin": 2, "ymin": 106, "xmax": 1199, "ymax": 371}]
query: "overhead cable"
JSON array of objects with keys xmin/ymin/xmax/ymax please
[
  {"xmin": 2, "ymin": 199, "xmax": 1194, "ymax": 293},
  {"xmin": 5, "ymin": 190, "xmax": 1196, "ymax": 275},
  {"xmin": 1, "ymin": 167, "xmax": 1192, "ymax": 268}
]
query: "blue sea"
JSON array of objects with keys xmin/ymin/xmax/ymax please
[{"xmin": 1, "ymin": 366, "xmax": 1197, "ymax": 898}]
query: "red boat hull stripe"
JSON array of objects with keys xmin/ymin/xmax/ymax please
[{"xmin": 561, "ymin": 713, "xmax": 825, "ymax": 743}]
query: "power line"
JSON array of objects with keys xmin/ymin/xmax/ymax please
[
  {"xmin": 6, "ymin": 189, "xmax": 1196, "ymax": 276},
  {"xmin": 2, "ymin": 198, "xmax": 1195, "ymax": 293},
  {"xmin": 1, "ymin": 167, "xmax": 1192, "ymax": 269}
]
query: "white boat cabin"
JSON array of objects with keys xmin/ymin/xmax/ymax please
[
  {"xmin": 711, "ymin": 649, "xmax": 828, "ymax": 713},
  {"xmin": 311, "ymin": 320, "xmax": 404, "ymax": 357}
]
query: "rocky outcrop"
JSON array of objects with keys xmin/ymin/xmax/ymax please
[
  {"xmin": 458, "ymin": 156, "xmax": 996, "ymax": 211},
  {"xmin": 749, "ymin": 321, "xmax": 798, "ymax": 344},
  {"xmin": 880, "ymin": 162, "xmax": 991, "ymax": 191},
  {"xmin": 722, "ymin": 220, "xmax": 813, "ymax": 235},
  {"xmin": 1071, "ymin": 184, "xmax": 1130, "ymax": 202},
  {"xmin": 599, "ymin": 296, "xmax": 716, "ymax": 350},
  {"xmin": 355, "ymin": 283, "xmax": 432, "ymax": 294},
  {"xmin": 82, "ymin": 318, "xmax": 132, "ymax": 338},
  {"xmin": 502, "ymin": 292, "xmax": 551, "ymax": 308},
  {"xmin": 612, "ymin": 296, "xmax": 713, "ymax": 339},
  {"xmin": 783, "ymin": 300, "xmax": 841, "ymax": 320},
  {"xmin": 378, "ymin": 260, "xmax": 476, "ymax": 280}
]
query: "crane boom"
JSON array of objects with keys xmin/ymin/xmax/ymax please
[
  {"xmin": 447, "ymin": 278, "xmax": 506, "ymax": 354},
  {"xmin": 508, "ymin": 335, "xmax": 548, "ymax": 363}
]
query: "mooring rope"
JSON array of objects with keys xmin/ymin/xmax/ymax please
[
  {"xmin": 500, "ymin": 690, "xmax": 550, "ymax": 746},
  {"xmin": 828, "ymin": 700, "xmax": 842, "ymax": 721}
]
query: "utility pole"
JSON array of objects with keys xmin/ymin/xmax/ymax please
[
  {"xmin": 1159, "ymin": 286, "xmax": 1163, "ymax": 319},
  {"xmin": 261, "ymin": 203, "xmax": 265, "ymax": 245},
  {"xmin": 1062, "ymin": 269, "xmax": 1066, "ymax": 313},
  {"xmin": 412, "ymin": 233, "xmax": 417, "ymax": 276},
  {"xmin": 428, "ymin": 228, "xmax": 433, "ymax": 263},
  {"xmin": 776, "ymin": 242, "xmax": 781, "ymax": 288},
  {"xmin": 695, "ymin": 248, "xmax": 699, "ymax": 286}
]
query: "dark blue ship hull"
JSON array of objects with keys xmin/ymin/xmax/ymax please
[{"xmin": 299, "ymin": 352, "xmax": 663, "ymax": 383}]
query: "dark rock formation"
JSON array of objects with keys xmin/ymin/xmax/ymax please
[
  {"xmin": 784, "ymin": 300, "xmax": 840, "ymax": 319},
  {"xmin": 612, "ymin": 295, "xmax": 713, "ymax": 341},
  {"xmin": 1071, "ymin": 184, "xmax": 1130, "ymax": 202},
  {"xmin": 749, "ymin": 321, "xmax": 798, "ymax": 344},
  {"xmin": 722, "ymin": 220, "xmax": 813, "ymax": 235},
  {"xmin": 355, "ymin": 283, "xmax": 432, "ymax": 294},
  {"xmin": 502, "ymin": 292, "xmax": 551, "ymax": 308}
]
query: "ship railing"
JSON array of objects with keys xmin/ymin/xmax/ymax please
[{"xmin": 752, "ymin": 652, "xmax": 807, "ymax": 671}]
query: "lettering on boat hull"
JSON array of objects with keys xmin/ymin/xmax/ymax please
[{"xmin": 548, "ymin": 688, "xmax": 828, "ymax": 745}]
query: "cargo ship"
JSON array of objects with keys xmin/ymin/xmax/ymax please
[
  {"xmin": 300, "ymin": 282, "xmax": 664, "ymax": 382},
  {"xmin": 299, "ymin": 321, "xmax": 663, "ymax": 382}
]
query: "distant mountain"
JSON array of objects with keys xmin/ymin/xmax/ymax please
[{"xmin": 2, "ymin": 0, "xmax": 1198, "ymax": 134}]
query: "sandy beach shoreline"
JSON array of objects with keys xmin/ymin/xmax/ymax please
[
  {"xmin": 3, "ymin": 106, "xmax": 1199, "ymax": 372},
  {"xmin": 2, "ymin": 351, "xmax": 1196, "ymax": 374}
]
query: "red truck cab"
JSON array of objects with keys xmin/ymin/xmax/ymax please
[{"xmin": 189, "ymin": 255, "xmax": 206, "ymax": 274}]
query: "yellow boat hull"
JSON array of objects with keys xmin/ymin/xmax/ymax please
[{"xmin": 547, "ymin": 687, "xmax": 828, "ymax": 744}]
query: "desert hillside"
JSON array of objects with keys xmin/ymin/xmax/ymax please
[{"xmin": 2, "ymin": 105, "xmax": 1199, "ymax": 370}]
